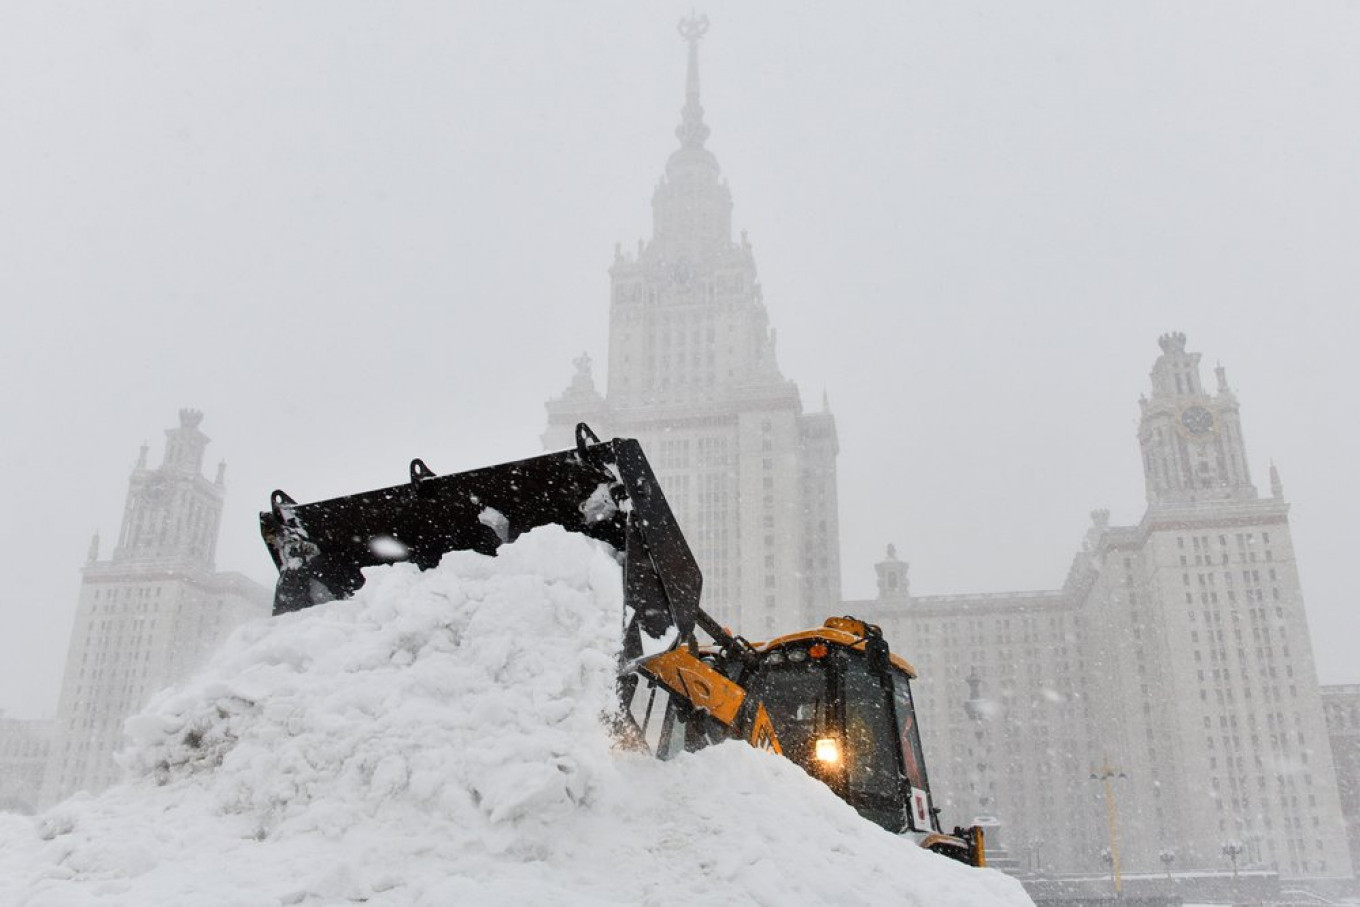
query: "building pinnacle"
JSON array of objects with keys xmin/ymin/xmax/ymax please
[{"xmin": 676, "ymin": 13, "xmax": 711, "ymax": 150}]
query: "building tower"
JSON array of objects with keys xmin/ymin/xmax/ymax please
[
  {"xmin": 851, "ymin": 334, "xmax": 1353, "ymax": 891},
  {"xmin": 39, "ymin": 411, "xmax": 269, "ymax": 806},
  {"xmin": 1084, "ymin": 334, "xmax": 1352, "ymax": 882},
  {"xmin": 544, "ymin": 15, "xmax": 841, "ymax": 634},
  {"xmin": 1139, "ymin": 331, "xmax": 1255, "ymax": 504},
  {"xmin": 113, "ymin": 408, "xmax": 222, "ymax": 569}
]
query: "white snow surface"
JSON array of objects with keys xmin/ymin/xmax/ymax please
[{"xmin": 0, "ymin": 527, "xmax": 1031, "ymax": 906}]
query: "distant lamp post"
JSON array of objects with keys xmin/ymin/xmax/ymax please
[
  {"xmin": 1159, "ymin": 848, "xmax": 1176, "ymax": 881},
  {"xmin": 1025, "ymin": 836, "xmax": 1046, "ymax": 875},
  {"xmin": 1091, "ymin": 757, "xmax": 1128, "ymax": 897},
  {"xmin": 1222, "ymin": 840, "xmax": 1244, "ymax": 881}
]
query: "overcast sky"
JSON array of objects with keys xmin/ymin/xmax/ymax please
[{"xmin": 2, "ymin": 2, "xmax": 1357, "ymax": 719}]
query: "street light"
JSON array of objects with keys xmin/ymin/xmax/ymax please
[
  {"xmin": 1025, "ymin": 836, "xmax": 1046, "ymax": 875},
  {"xmin": 1222, "ymin": 840, "xmax": 1244, "ymax": 881},
  {"xmin": 1091, "ymin": 757, "xmax": 1128, "ymax": 897},
  {"xmin": 1158, "ymin": 848, "xmax": 1176, "ymax": 881}
]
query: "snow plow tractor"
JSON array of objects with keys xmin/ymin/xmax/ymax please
[{"xmin": 259, "ymin": 424, "xmax": 985, "ymax": 867}]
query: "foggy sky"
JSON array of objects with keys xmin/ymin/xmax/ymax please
[{"xmin": 2, "ymin": 2, "xmax": 1358, "ymax": 719}]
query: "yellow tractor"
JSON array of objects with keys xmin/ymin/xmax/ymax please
[{"xmin": 260, "ymin": 424, "xmax": 984, "ymax": 866}]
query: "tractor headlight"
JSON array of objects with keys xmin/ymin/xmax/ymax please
[{"xmin": 814, "ymin": 737, "xmax": 841, "ymax": 765}]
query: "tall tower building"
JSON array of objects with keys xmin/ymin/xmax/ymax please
[
  {"xmin": 544, "ymin": 16, "xmax": 840, "ymax": 635},
  {"xmin": 1091, "ymin": 334, "xmax": 1351, "ymax": 880},
  {"xmin": 40, "ymin": 410, "xmax": 269, "ymax": 806},
  {"xmin": 852, "ymin": 335, "xmax": 1352, "ymax": 889}
]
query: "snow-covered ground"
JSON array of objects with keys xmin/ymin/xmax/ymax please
[{"xmin": 0, "ymin": 527, "xmax": 1031, "ymax": 906}]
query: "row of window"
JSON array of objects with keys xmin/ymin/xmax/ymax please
[{"xmin": 1179, "ymin": 531, "xmax": 1271, "ymax": 549}]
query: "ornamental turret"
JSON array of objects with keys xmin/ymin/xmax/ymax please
[
  {"xmin": 111, "ymin": 409, "xmax": 224, "ymax": 571},
  {"xmin": 875, "ymin": 544, "xmax": 910, "ymax": 600},
  {"xmin": 1137, "ymin": 334, "xmax": 1255, "ymax": 504}
]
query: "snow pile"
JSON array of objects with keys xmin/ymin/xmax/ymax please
[{"xmin": 1, "ymin": 527, "xmax": 1031, "ymax": 906}]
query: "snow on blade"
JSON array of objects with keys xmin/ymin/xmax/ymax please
[
  {"xmin": 580, "ymin": 481, "xmax": 619, "ymax": 525},
  {"xmin": 1, "ymin": 526, "xmax": 1030, "ymax": 906},
  {"xmin": 476, "ymin": 505, "xmax": 511, "ymax": 544}
]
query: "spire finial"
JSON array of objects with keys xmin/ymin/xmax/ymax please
[
  {"xmin": 1157, "ymin": 331, "xmax": 1187, "ymax": 355},
  {"xmin": 676, "ymin": 13, "xmax": 711, "ymax": 149}
]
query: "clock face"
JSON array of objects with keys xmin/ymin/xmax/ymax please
[
  {"xmin": 1179, "ymin": 405, "xmax": 1215, "ymax": 436},
  {"xmin": 142, "ymin": 476, "xmax": 170, "ymax": 504},
  {"xmin": 669, "ymin": 259, "xmax": 693, "ymax": 286}
]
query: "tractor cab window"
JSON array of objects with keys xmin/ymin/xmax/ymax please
[
  {"xmin": 842, "ymin": 654, "xmax": 907, "ymax": 831},
  {"xmin": 747, "ymin": 655, "xmax": 832, "ymax": 768},
  {"xmin": 891, "ymin": 671, "xmax": 927, "ymax": 791},
  {"xmin": 892, "ymin": 669, "xmax": 935, "ymax": 831}
]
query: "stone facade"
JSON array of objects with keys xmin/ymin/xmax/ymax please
[
  {"xmin": 852, "ymin": 335, "xmax": 1353, "ymax": 886},
  {"xmin": 543, "ymin": 17, "xmax": 840, "ymax": 634},
  {"xmin": 39, "ymin": 411, "xmax": 269, "ymax": 807},
  {"xmin": 858, "ymin": 547, "xmax": 1105, "ymax": 874},
  {"xmin": 1323, "ymin": 685, "xmax": 1360, "ymax": 875},
  {"xmin": 0, "ymin": 715, "xmax": 53, "ymax": 814}
]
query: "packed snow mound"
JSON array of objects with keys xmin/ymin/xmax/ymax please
[{"xmin": 2, "ymin": 526, "xmax": 1031, "ymax": 906}]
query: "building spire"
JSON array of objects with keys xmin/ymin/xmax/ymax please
[{"xmin": 676, "ymin": 13, "xmax": 711, "ymax": 150}]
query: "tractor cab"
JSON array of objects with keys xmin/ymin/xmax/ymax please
[{"xmin": 740, "ymin": 617, "xmax": 938, "ymax": 836}]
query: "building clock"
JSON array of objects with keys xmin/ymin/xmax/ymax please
[
  {"xmin": 669, "ymin": 258, "xmax": 694, "ymax": 286},
  {"xmin": 142, "ymin": 475, "xmax": 170, "ymax": 502},
  {"xmin": 1178, "ymin": 405, "xmax": 1216, "ymax": 438}
]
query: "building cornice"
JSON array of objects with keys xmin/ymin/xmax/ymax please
[
  {"xmin": 847, "ymin": 586, "xmax": 1080, "ymax": 622},
  {"xmin": 80, "ymin": 561, "xmax": 266, "ymax": 599},
  {"xmin": 1140, "ymin": 498, "xmax": 1289, "ymax": 534}
]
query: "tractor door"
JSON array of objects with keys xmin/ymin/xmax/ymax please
[
  {"xmin": 740, "ymin": 652, "xmax": 835, "ymax": 770},
  {"xmin": 837, "ymin": 650, "xmax": 941, "ymax": 834},
  {"xmin": 888, "ymin": 667, "xmax": 938, "ymax": 833},
  {"xmin": 840, "ymin": 652, "xmax": 915, "ymax": 832}
]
